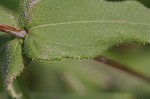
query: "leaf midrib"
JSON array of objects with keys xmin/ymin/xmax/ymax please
[
  {"xmin": 29, "ymin": 20, "xmax": 150, "ymax": 30},
  {"xmin": 28, "ymin": 20, "xmax": 150, "ymax": 48}
]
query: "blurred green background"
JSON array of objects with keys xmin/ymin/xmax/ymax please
[{"xmin": 0, "ymin": 0, "xmax": 150, "ymax": 99}]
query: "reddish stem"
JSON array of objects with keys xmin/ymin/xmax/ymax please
[
  {"xmin": 94, "ymin": 56, "xmax": 150, "ymax": 83},
  {"xmin": 0, "ymin": 24, "xmax": 27, "ymax": 38}
]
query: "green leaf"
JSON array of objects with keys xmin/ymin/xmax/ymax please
[
  {"xmin": 1, "ymin": 39, "xmax": 24, "ymax": 98},
  {"xmin": 0, "ymin": 5, "xmax": 17, "ymax": 27},
  {"xmin": 18, "ymin": 0, "xmax": 30, "ymax": 28},
  {"xmin": 0, "ymin": 5, "xmax": 18, "ymax": 56},
  {"xmin": 0, "ymin": 4, "xmax": 24, "ymax": 98},
  {"xmin": 22, "ymin": 0, "xmax": 150, "ymax": 61},
  {"xmin": 0, "ymin": 35, "xmax": 14, "ymax": 61}
]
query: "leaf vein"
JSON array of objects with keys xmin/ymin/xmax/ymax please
[{"xmin": 30, "ymin": 20, "xmax": 150, "ymax": 30}]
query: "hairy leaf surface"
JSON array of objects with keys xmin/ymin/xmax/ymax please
[
  {"xmin": 0, "ymin": 5, "xmax": 23, "ymax": 97},
  {"xmin": 0, "ymin": 5, "xmax": 17, "ymax": 56},
  {"xmin": 22, "ymin": 0, "xmax": 150, "ymax": 60},
  {"xmin": 1, "ymin": 39, "xmax": 24, "ymax": 96},
  {"xmin": 0, "ymin": 5, "xmax": 17, "ymax": 27}
]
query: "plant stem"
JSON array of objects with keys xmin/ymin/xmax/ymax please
[
  {"xmin": 94, "ymin": 56, "xmax": 150, "ymax": 83},
  {"xmin": 0, "ymin": 24, "xmax": 27, "ymax": 38}
]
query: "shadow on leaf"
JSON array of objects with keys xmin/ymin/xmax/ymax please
[{"xmin": 0, "ymin": 0, "xmax": 19, "ymax": 11}]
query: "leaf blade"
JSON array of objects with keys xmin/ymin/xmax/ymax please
[
  {"xmin": 0, "ymin": 5, "xmax": 17, "ymax": 27},
  {"xmin": 23, "ymin": 0, "xmax": 150, "ymax": 60},
  {"xmin": 1, "ymin": 39, "xmax": 24, "ymax": 98},
  {"xmin": 0, "ymin": 5, "xmax": 18, "ymax": 62}
]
